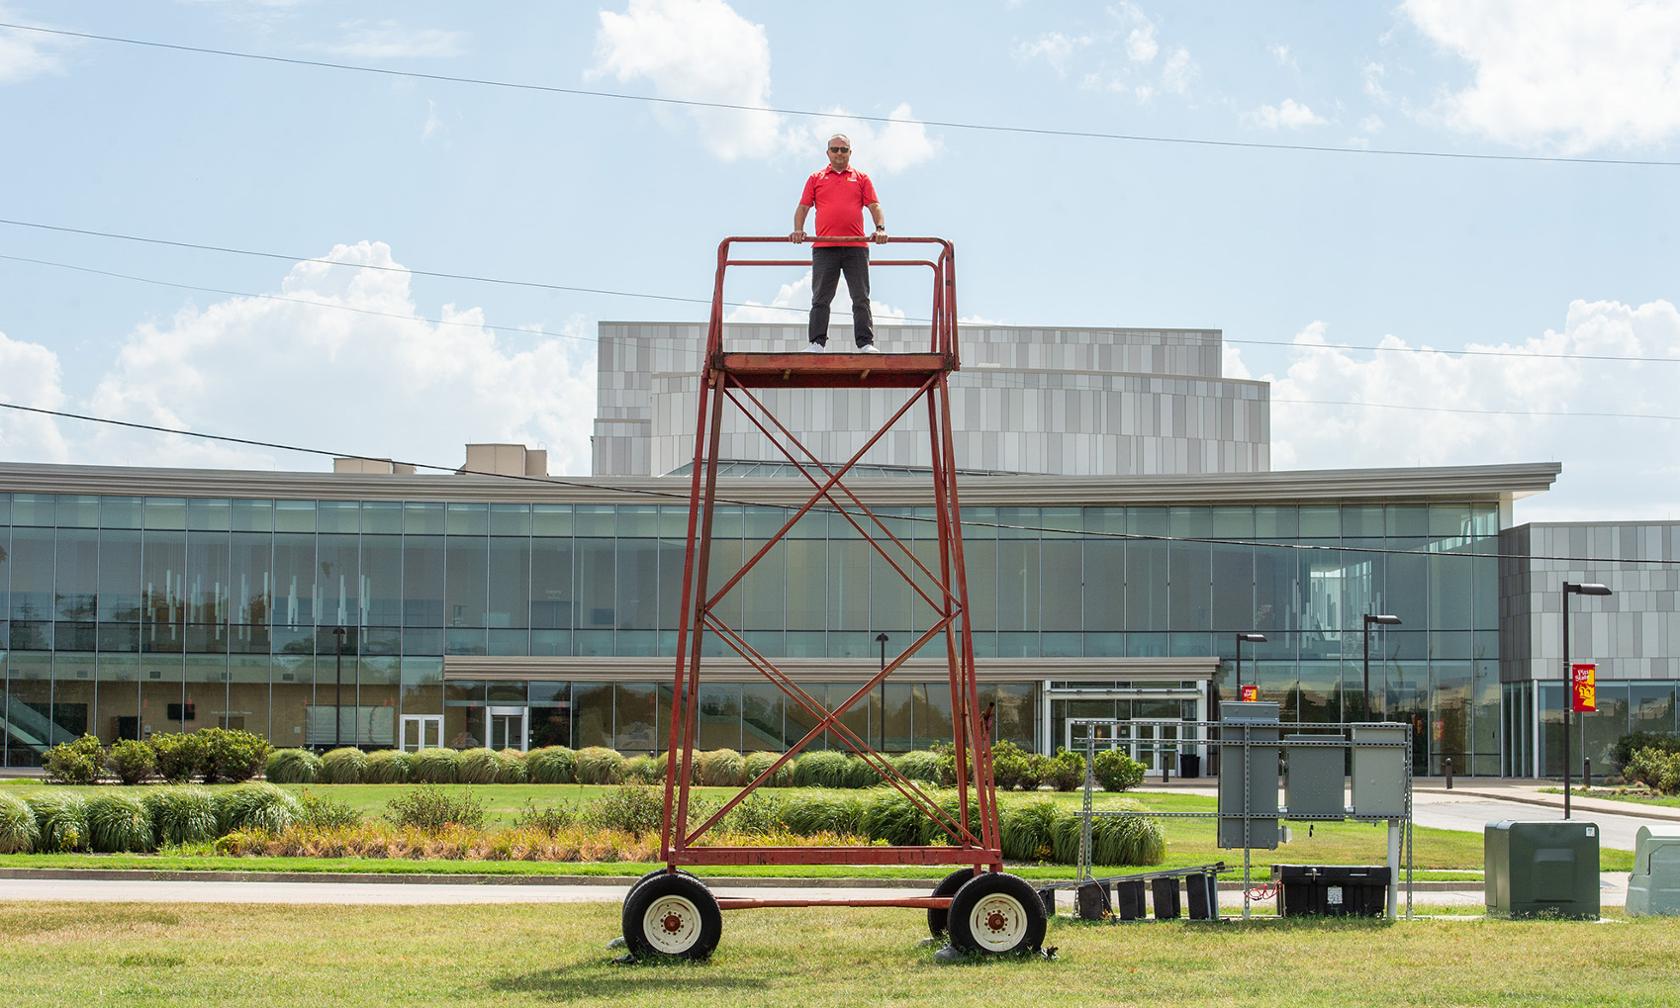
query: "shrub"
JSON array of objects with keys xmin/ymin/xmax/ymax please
[
  {"xmin": 622, "ymin": 755, "xmax": 663, "ymax": 784},
  {"xmin": 575, "ymin": 747, "xmax": 626, "ymax": 785},
  {"xmin": 409, "ymin": 748, "xmax": 461, "ymax": 784},
  {"xmin": 144, "ymin": 787, "xmax": 219, "ymax": 846},
  {"xmin": 106, "ymin": 739, "xmax": 158, "ymax": 785},
  {"xmin": 43, "ymin": 733, "xmax": 105, "ymax": 785},
  {"xmin": 1613, "ymin": 732, "xmax": 1680, "ymax": 771},
  {"xmin": 742, "ymin": 750, "xmax": 795, "ymax": 787},
  {"xmin": 781, "ymin": 792, "xmax": 867, "ymax": 836},
  {"xmin": 512, "ymin": 800, "xmax": 578, "ymax": 834},
  {"xmin": 892, "ymin": 750, "xmax": 943, "ymax": 784},
  {"xmin": 495, "ymin": 749, "xmax": 528, "ymax": 784},
  {"xmin": 721, "ymin": 792, "xmax": 785, "ymax": 834},
  {"xmin": 695, "ymin": 749, "xmax": 745, "ymax": 787},
  {"xmin": 1091, "ymin": 812, "xmax": 1165, "ymax": 866},
  {"xmin": 588, "ymin": 785, "xmax": 664, "ymax": 836},
  {"xmin": 919, "ymin": 794, "xmax": 983, "ymax": 846},
  {"xmin": 792, "ymin": 750, "xmax": 851, "ymax": 788},
  {"xmin": 363, "ymin": 749, "xmax": 412, "ymax": 784},
  {"xmin": 860, "ymin": 791, "xmax": 925, "ymax": 846},
  {"xmin": 215, "ymin": 782, "xmax": 302, "ymax": 834},
  {"xmin": 990, "ymin": 740, "xmax": 1032, "ymax": 791},
  {"xmin": 0, "ymin": 792, "xmax": 40, "ymax": 853},
  {"xmin": 1030, "ymin": 749, "xmax": 1085, "ymax": 792},
  {"xmin": 384, "ymin": 785, "xmax": 486, "ymax": 832},
  {"xmin": 317, "ymin": 747, "xmax": 368, "ymax": 784},
  {"xmin": 27, "ymin": 792, "xmax": 91, "ymax": 852},
  {"xmin": 842, "ymin": 755, "xmax": 883, "ymax": 789},
  {"xmin": 265, "ymin": 748, "xmax": 322, "ymax": 784},
  {"xmin": 86, "ymin": 794, "xmax": 155, "ymax": 852},
  {"xmin": 999, "ymin": 799, "xmax": 1059, "ymax": 861},
  {"xmin": 1093, "ymin": 748, "xmax": 1146, "ymax": 792},
  {"xmin": 457, "ymin": 748, "xmax": 503, "ymax": 785},
  {"xmin": 1628, "ymin": 747, "xmax": 1680, "ymax": 795},
  {"xmin": 297, "ymin": 790, "xmax": 363, "ymax": 829},
  {"xmin": 201, "ymin": 728, "xmax": 271, "ymax": 784},
  {"xmin": 149, "ymin": 732, "xmax": 208, "ymax": 783},
  {"xmin": 525, "ymin": 746, "xmax": 578, "ymax": 784}
]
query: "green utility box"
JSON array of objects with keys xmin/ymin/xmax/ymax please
[
  {"xmin": 1626, "ymin": 825, "xmax": 1680, "ymax": 917},
  {"xmin": 1484, "ymin": 820, "xmax": 1600, "ymax": 919}
]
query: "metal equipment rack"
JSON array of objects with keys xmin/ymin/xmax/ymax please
[{"xmin": 621, "ymin": 236, "xmax": 1042, "ymax": 961}]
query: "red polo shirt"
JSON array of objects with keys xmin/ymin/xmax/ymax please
[{"xmin": 799, "ymin": 166, "xmax": 878, "ymax": 247}]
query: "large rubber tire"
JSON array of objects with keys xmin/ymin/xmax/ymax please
[
  {"xmin": 947, "ymin": 872, "xmax": 1046, "ymax": 956},
  {"xmin": 621, "ymin": 873, "xmax": 723, "ymax": 961},
  {"xmin": 927, "ymin": 868, "xmax": 978, "ymax": 937},
  {"xmin": 620, "ymin": 870, "xmax": 699, "ymax": 943}
]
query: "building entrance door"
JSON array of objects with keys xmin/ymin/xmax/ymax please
[
  {"xmin": 488, "ymin": 706, "xmax": 529, "ymax": 751},
  {"xmin": 400, "ymin": 715, "xmax": 443, "ymax": 752}
]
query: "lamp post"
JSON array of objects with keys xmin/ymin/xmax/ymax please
[
  {"xmin": 1362, "ymin": 614, "xmax": 1402, "ymax": 722},
  {"xmin": 1562, "ymin": 581, "xmax": 1612, "ymax": 819},
  {"xmin": 875, "ymin": 632, "xmax": 889, "ymax": 674},
  {"xmin": 332, "ymin": 625, "xmax": 346, "ymax": 750},
  {"xmin": 1234, "ymin": 633, "xmax": 1267, "ymax": 696}
]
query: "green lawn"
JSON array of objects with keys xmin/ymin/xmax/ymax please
[
  {"xmin": 1540, "ymin": 785, "xmax": 1680, "ymax": 809},
  {"xmin": 3, "ymin": 902, "xmax": 1678, "ymax": 1007},
  {"xmin": 2, "ymin": 778, "xmax": 1631, "ymax": 875}
]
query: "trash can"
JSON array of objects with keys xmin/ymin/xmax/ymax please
[
  {"xmin": 1273, "ymin": 864, "xmax": 1391, "ymax": 917},
  {"xmin": 1484, "ymin": 820, "xmax": 1600, "ymax": 919},
  {"xmin": 1625, "ymin": 825, "xmax": 1680, "ymax": 917},
  {"xmin": 1178, "ymin": 753, "xmax": 1201, "ymax": 779}
]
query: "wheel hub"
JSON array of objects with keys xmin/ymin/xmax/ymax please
[
  {"xmin": 985, "ymin": 910, "xmax": 1008, "ymax": 932},
  {"xmin": 662, "ymin": 912, "xmax": 685, "ymax": 933}
]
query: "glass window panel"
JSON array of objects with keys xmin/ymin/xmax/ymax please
[
  {"xmin": 52, "ymin": 496, "xmax": 97, "ymax": 528},
  {"xmin": 913, "ymin": 683, "xmax": 954, "ymax": 749},
  {"xmin": 1340, "ymin": 505, "xmax": 1383, "ymax": 538},
  {"xmin": 185, "ymin": 529, "xmax": 231, "ymax": 629},
  {"xmin": 574, "ymin": 505, "xmax": 615, "ymax": 537},
  {"xmin": 187, "ymin": 498, "xmax": 232, "ymax": 532},
  {"xmin": 271, "ymin": 532, "xmax": 315, "ymax": 626},
  {"xmin": 360, "ymin": 534, "xmax": 402, "ymax": 626},
  {"xmin": 445, "ymin": 503, "xmax": 488, "ymax": 536},
  {"xmin": 617, "ymin": 505, "xmax": 659, "ymax": 538},
  {"xmin": 488, "ymin": 629, "xmax": 528, "ymax": 656},
  {"xmin": 1631, "ymin": 684, "xmax": 1676, "ymax": 736},
  {"xmin": 1472, "ymin": 659, "xmax": 1501, "ymax": 776},
  {"xmin": 361, "ymin": 502, "xmax": 402, "ymax": 534},
  {"xmin": 96, "ymin": 652, "xmax": 142, "ymax": 743},
  {"xmin": 1169, "ymin": 539, "xmax": 1211, "ymax": 631},
  {"xmin": 572, "ymin": 684, "xmax": 613, "ymax": 748},
  {"xmin": 143, "ymin": 498, "xmax": 186, "ymax": 531},
  {"xmin": 54, "ymin": 528, "xmax": 99, "ymax": 621},
  {"xmin": 1298, "ymin": 506, "xmax": 1339, "ymax": 538},
  {"xmin": 97, "ymin": 529, "xmax": 143, "ymax": 623},
  {"xmin": 991, "ymin": 683, "xmax": 1036, "ymax": 750},
  {"xmin": 8, "ymin": 527, "xmax": 53, "ymax": 622},
  {"xmin": 532, "ymin": 503, "xmax": 572, "ymax": 537},
  {"xmin": 403, "ymin": 502, "xmax": 444, "ymax": 535},
  {"xmin": 399, "ymin": 657, "xmax": 445, "ymax": 720},
  {"xmin": 530, "ymin": 538, "xmax": 574, "ymax": 630},
  {"xmin": 230, "ymin": 499, "xmax": 273, "ymax": 533},
  {"xmin": 489, "ymin": 503, "xmax": 530, "ymax": 536},
  {"xmin": 403, "ymin": 628, "xmax": 444, "ymax": 655},
  {"xmin": 403, "ymin": 535, "xmax": 444, "ymax": 626},
  {"xmin": 1125, "ymin": 539, "xmax": 1169, "ymax": 632},
  {"xmin": 745, "ymin": 539, "xmax": 788, "ymax": 635},
  {"xmin": 315, "ymin": 501, "xmax": 358, "ymax": 534},
  {"xmin": 11, "ymin": 494, "xmax": 56, "ymax": 527},
  {"xmin": 1039, "ymin": 539, "xmax": 1080, "ymax": 631},
  {"xmin": 445, "ymin": 537, "xmax": 487, "ymax": 628},
  {"xmin": 273, "ymin": 500, "xmax": 314, "ymax": 534},
  {"xmin": 576, "ymin": 539, "xmax": 616, "ymax": 629},
  {"xmin": 1083, "ymin": 539, "xmax": 1124, "ymax": 635},
  {"xmin": 99, "ymin": 623, "xmax": 139, "ymax": 653},
  {"xmin": 1253, "ymin": 506, "xmax": 1299, "ymax": 540},
  {"xmin": 445, "ymin": 628, "xmax": 487, "ymax": 655},
  {"xmin": 741, "ymin": 683, "xmax": 782, "ymax": 752},
  {"xmin": 1210, "ymin": 541, "xmax": 1254, "ymax": 631},
  {"xmin": 141, "ymin": 529, "xmax": 186, "ymax": 650},
  {"xmin": 616, "ymin": 682, "xmax": 659, "ymax": 753},
  {"xmin": 705, "ymin": 537, "xmax": 743, "ymax": 632},
  {"xmin": 616, "ymin": 538, "xmax": 660, "ymax": 631},
  {"xmin": 488, "ymin": 537, "xmax": 531, "ymax": 629},
  {"xmin": 994, "ymin": 539, "xmax": 1040, "ymax": 631},
  {"xmin": 99, "ymin": 496, "xmax": 144, "ymax": 530}
]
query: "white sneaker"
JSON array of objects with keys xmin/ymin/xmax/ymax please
[
  {"xmin": 858, "ymin": 344, "xmax": 881, "ymax": 353},
  {"xmin": 803, "ymin": 342, "xmax": 825, "ymax": 353}
]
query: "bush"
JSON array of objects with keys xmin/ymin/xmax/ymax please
[
  {"xmin": 1029, "ymin": 749, "xmax": 1085, "ymax": 792},
  {"xmin": 1627, "ymin": 747, "xmax": 1680, "ymax": 795},
  {"xmin": 215, "ymin": 782, "xmax": 302, "ymax": 834},
  {"xmin": 999, "ymin": 799, "xmax": 1059, "ymax": 861},
  {"xmin": 512, "ymin": 800, "xmax": 578, "ymax": 834},
  {"xmin": 1091, "ymin": 812, "xmax": 1165, "ymax": 866},
  {"xmin": 265, "ymin": 748, "xmax": 322, "ymax": 784},
  {"xmin": 721, "ymin": 792, "xmax": 785, "ymax": 834},
  {"xmin": 409, "ymin": 748, "xmax": 461, "ymax": 784},
  {"xmin": 781, "ymin": 792, "xmax": 867, "ymax": 836},
  {"xmin": 695, "ymin": 749, "xmax": 745, "ymax": 787},
  {"xmin": 860, "ymin": 791, "xmax": 925, "ymax": 846},
  {"xmin": 143, "ymin": 787, "xmax": 219, "ymax": 846},
  {"xmin": 363, "ymin": 749, "xmax": 412, "ymax": 784},
  {"xmin": 919, "ymin": 794, "xmax": 983, "ymax": 846},
  {"xmin": 0, "ymin": 792, "xmax": 40, "ymax": 853},
  {"xmin": 621, "ymin": 755, "xmax": 663, "ymax": 784},
  {"xmin": 384, "ymin": 785, "xmax": 486, "ymax": 832},
  {"xmin": 575, "ymin": 747, "xmax": 626, "ymax": 785},
  {"xmin": 201, "ymin": 728, "xmax": 271, "ymax": 784},
  {"xmin": 86, "ymin": 794, "xmax": 155, "ymax": 852},
  {"xmin": 43, "ymin": 733, "xmax": 105, "ymax": 785},
  {"xmin": 149, "ymin": 732, "xmax": 208, "ymax": 784},
  {"xmin": 742, "ymin": 750, "xmax": 795, "ymax": 787},
  {"xmin": 495, "ymin": 749, "xmax": 528, "ymax": 784},
  {"xmin": 457, "ymin": 748, "xmax": 503, "ymax": 785},
  {"xmin": 842, "ymin": 755, "xmax": 883, "ymax": 789},
  {"xmin": 892, "ymin": 750, "xmax": 943, "ymax": 784},
  {"xmin": 297, "ymin": 790, "xmax": 363, "ymax": 829},
  {"xmin": 317, "ymin": 747, "xmax": 368, "ymax": 784},
  {"xmin": 1093, "ymin": 748, "xmax": 1146, "ymax": 792},
  {"xmin": 587, "ymin": 785, "xmax": 664, "ymax": 836},
  {"xmin": 106, "ymin": 739, "xmax": 158, "ymax": 785},
  {"xmin": 525, "ymin": 746, "xmax": 578, "ymax": 784},
  {"xmin": 792, "ymin": 750, "xmax": 851, "ymax": 788},
  {"xmin": 27, "ymin": 792, "xmax": 91, "ymax": 852},
  {"xmin": 990, "ymin": 740, "xmax": 1032, "ymax": 791},
  {"xmin": 1615, "ymin": 732, "xmax": 1680, "ymax": 772}
]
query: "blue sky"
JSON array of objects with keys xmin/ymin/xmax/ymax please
[{"xmin": 0, "ymin": 1, "xmax": 1677, "ymax": 521}]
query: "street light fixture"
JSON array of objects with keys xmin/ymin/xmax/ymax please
[
  {"xmin": 1362, "ymin": 614, "xmax": 1402, "ymax": 722},
  {"xmin": 874, "ymin": 632, "xmax": 890, "ymax": 674},
  {"xmin": 332, "ymin": 626, "xmax": 346, "ymax": 750},
  {"xmin": 1562, "ymin": 581, "xmax": 1612, "ymax": 819},
  {"xmin": 1234, "ymin": 633, "xmax": 1267, "ymax": 695}
]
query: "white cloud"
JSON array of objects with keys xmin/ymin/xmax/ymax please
[
  {"xmin": 1246, "ymin": 299, "xmax": 1680, "ymax": 520},
  {"xmin": 0, "ymin": 242, "xmax": 596, "ymax": 474},
  {"xmin": 784, "ymin": 103, "xmax": 940, "ymax": 175},
  {"xmin": 422, "ymin": 99, "xmax": 442, "ymax": 140},
  {"xmin": 1126, "ymin": 25, "xmax": 1159, "ymax": 64},
  {"xmin": 323, "ymin": 21, "xmax": 465, "ymax": 59},
  {"xmin": 1270, "ymin": 43, "xmax": 1297, "ymax": 70},
  {"xmin": 1250, "ymin": 98, "xmax": 1326, "ymax": 130},
  {"xmin": 1402, "ymin": 0, "xmax": 1680, "ymax": 152},
  {"xmin": 1159, "ymin": 47, "xmax": 1196, "ymax": 94},
  {"xmin": 1016, "ymin": 4, "xmax": 1195, "ymax": 103},
  {"xmin": 1013, "ymin": 32, "xmax": 1092, "ymax": 77},
  {"xmin": 1362, "ymin": 61, "xmax": 1390, "ymax": 104},
  {"xmin": 727, "ymin": 269, "xmax": 908, "ymax": 328},
  {"xmin": 1359, "ymin": 114, "xmax": 1384, "ymax": 134},
  {"xmin": 0, "ymin": 11, "xmax": 71, "ymax": 84}
]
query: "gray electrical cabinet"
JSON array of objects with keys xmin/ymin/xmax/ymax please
[
  {"xmin": 1217, "ymin": 701, "xmax": 1279, "ymax": 849},
  {"xmin": 1350, "ymin": 723, "xmax": 1407, "ymax": 819},
  {"xmin": 1627, "ymin": 825, "xmax": 1680, "ymax": 917},
  {"xmin": 1485, "ymin": 820, "xmax": 1601, "ymax": 919},
  {"xmin": 1284, "ymin": 735, "xmax": 1345, "ymax": 819}
]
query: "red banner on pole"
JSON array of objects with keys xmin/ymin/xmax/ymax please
[
  {"xmin": 1571, "ymin": 662, "xmax": 1597, "ymax": 713},
  {"xmin": 1238, "ymin": 684, "xmax": 1259, "ymax": 702}
]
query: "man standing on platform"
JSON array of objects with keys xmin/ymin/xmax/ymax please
[{"xmin": 790, "ymin": 133, "xmax": 888, "ymax": 353}]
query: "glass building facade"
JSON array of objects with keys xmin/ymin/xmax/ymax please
[{"xmin": 0, "ymin": 487, "xmax": 1521, "ymax": 773}]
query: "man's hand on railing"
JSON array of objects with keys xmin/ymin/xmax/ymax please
[{"xmin": 789, "ymin": 230, "xmax": 807, "ymax": 243}]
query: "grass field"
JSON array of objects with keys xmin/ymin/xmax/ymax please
[
  {"xmin": 0, "ymin": 779, "xmax": 1634, "ymax": 875},
  {"xmin": 1540, "ymin": 786, "xmax": 1680, "ymax": 810},
  {"xmin": 2, "ymin": 901, "xmax": 1676, "ymax": 1007}
]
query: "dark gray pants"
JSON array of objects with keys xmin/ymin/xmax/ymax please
[{"xmin": 809, "ymin": 245, "xmax": 873, "ymax": 347}]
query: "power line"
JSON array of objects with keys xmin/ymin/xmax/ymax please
[
  {"xmin": 3, "ymin": 20, "xmax": 1677, "ymax": 169},
  {"xmin": 0, "ymin": 398, "xmax": 1674, "ymax": 567}
]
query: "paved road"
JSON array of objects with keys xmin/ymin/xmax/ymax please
[{"xmin": 1411, "ymin": 790, "xmax": 1664, "ymax": 851}]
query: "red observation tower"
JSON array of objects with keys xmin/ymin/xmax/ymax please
[{"xmin": 616, "ymin": 236, "xmax": 1047, "ymax": 960}]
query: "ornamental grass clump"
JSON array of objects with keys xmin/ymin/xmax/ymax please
[
  {"xmin": 457, "ymin": 748, "xmax": 503, "ymax": 785},
  {"xmin": 524, "ymin": 746, "xmax": 577, "ymax": 784},
  {"xmin": 781, "ymin": 791, "xmax": 867, "ymax": 837},
  {"xmin": 494, "ymin": 749, "xmax": 527, "ymax": 784},
  {"xmin": 27, "ymin": 792, "xmax": 91, "ymax": 852},
  {"xmin": 86, "ymin": 794, "xmax": 155, "ymax": 853},
  {"xmin": 215, "ymin": 782, "xmax": 302, "ymax": 835},
  {"xmin": 143, "ymin": 787, "xmax": 219, "ymax": 846},
  {"xmin": 264, "ymin": 748, "xmax": 321, "ymax": 784},
  {"xmin": 891, "ymin": 750, "xmax": 943, "ymax": 784},
  {"xmin": 791, "ymin": 750, "xmax": 850, "ymax": 788},
  {"xmin": 362, "ymin": 749, "xmax": 412, "ymax": 784},
  {"xmin": 574, "ymin": 747, "xmax": 625, "ymax": 785},
  {"xmin": 842, "ymin": 755, "xmax": 883, "ymax": 789},
  {"xmin": 317, "ymin": 747, "xmax": 368, "ymax": 784},
  {"xmin": 859, "ymin": 791, "xmax": 925, "ymax": 846},
  {"xmin": 0, "ymin": 792, "xmax": 40, "ymax": 853},
  {"xmin": 742, "ymin": 750, "xmax": 795, "ymax": 787},
  {"xmin": 621, "ymin": 754, "xmax": 662, "ymax": 784},
  {"xmin": 999, "ymin": 799, "xmax": 1059, "ymax": 861},
  {"xmin": 695, "ymin": 748, "xmax": 745, "ymax": 787},
  {"xmin": 409, "ymin": 748, "xmax": 461, "ymax": 784}
]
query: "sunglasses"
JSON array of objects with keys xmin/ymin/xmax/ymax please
[{"xmin": 828, "ymin": 146, "xmax": 850, "ymax": 153}]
